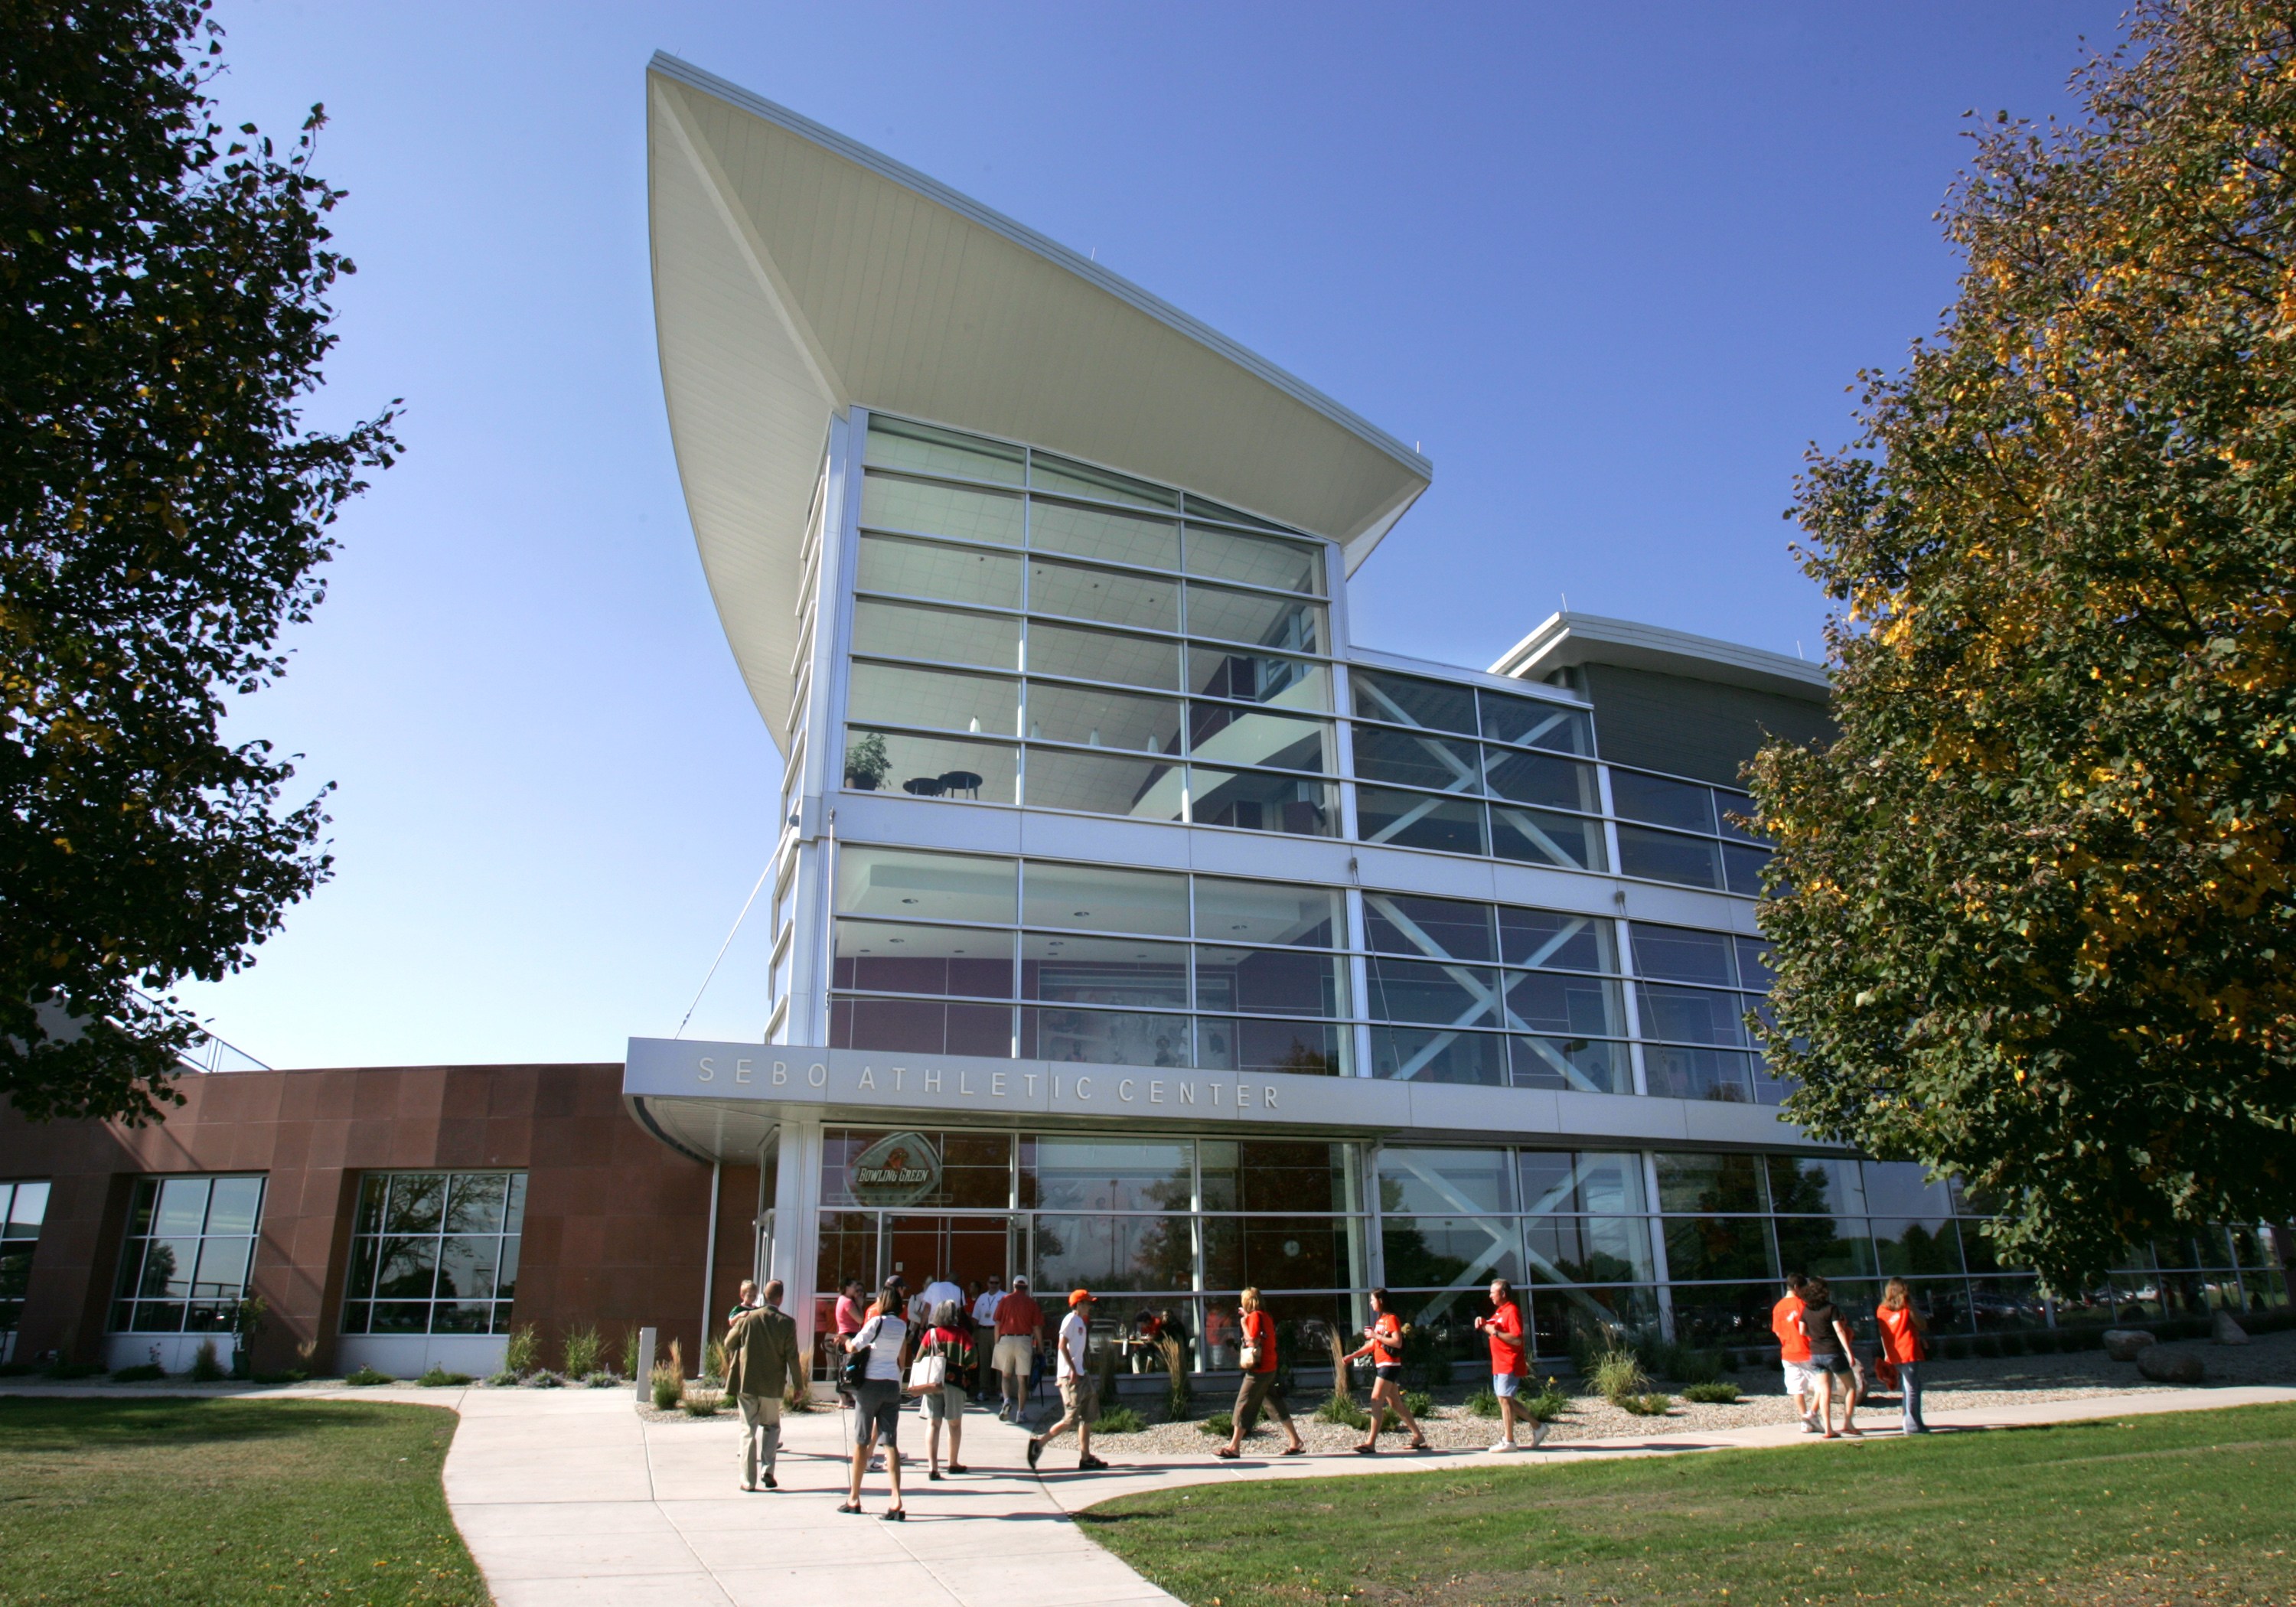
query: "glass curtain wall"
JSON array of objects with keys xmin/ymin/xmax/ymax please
[
  {"xmin": 108, "ymin": 1175, "xmax": 266, "ymax": 1335},
  {"xmin": 843, "ymin": 415, "xmax": 1339, "ymax": 835},
  {"xmin": 830, "ymin": 847, "xmax": 1349, "ymax": 1073},
  {"xmin": 1629, "ymin": 923, "xmax": 1792, "ymax": 1104},
  {"xmin": 339, "ymin": 1172, "xmax": 529, "ymax": 1337},
  {"xmin": 1609, "ymin": 768, "xmax": 1773, "ymax": 895},
  {"xmin": 1349, "ymin": 667, "xmax": 1606, "ymax": 871},
  {"xmin": 810, "ymin": 1128, "xmax": 1367, "ymax": 1374}
]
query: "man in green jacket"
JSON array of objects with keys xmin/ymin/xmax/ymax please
[{"xmin": 725, "ymin": 1279, "xmax": 808, "ymax": 1490}]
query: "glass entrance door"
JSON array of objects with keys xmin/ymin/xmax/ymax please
[{"xmin": 884, "ymin": 1214, "xmax": 1015, "ymax": 1301}]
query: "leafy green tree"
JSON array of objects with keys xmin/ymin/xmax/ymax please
[
  {"xmin": 2, "ymin": 1, "xmax": 398, "ymax": 1122},
  {"xmin": 1750, "ymin": 0, "xmax": 2296, "ymax": 1289}
]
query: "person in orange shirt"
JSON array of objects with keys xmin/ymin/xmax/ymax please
[
  {"xmin": 1876, "ymin": 1278, "xmax": 1931, "ymax": 1435},
  {"xmin": 1473, "ymin": 1277, "xmax": 1541, "ymax": 1451},
  {"xmin": 1770, "ymin": 1273, "xmax": 1821, "ymax": 1433},
  {"xmin": 991, "ymin": 1276, "xmax": 1045, "ymax": 1423},
  {"xmin": 1215, "ymin": 1287, "xmax": 1304, "ymax": 1459},
  {"xmin": 1341, "ymin": 1287, "xmax": 1429, "ymax": 1454}
]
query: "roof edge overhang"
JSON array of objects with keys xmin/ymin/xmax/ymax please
[
  {"xmin": 1491, "ymin": 611, "xmax": 1831, "ymax": 704},
  {"xmin": 647, "ymin": 55, "xmax": 1433, "ymax": 753}
]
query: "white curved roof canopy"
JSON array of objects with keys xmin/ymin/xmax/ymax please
[{"xmin": 647, "ymin": 54, "xmax": 1432, "ymax": 755}]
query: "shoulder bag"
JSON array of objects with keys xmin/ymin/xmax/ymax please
[{"xmin": 907, "ymin": 1330, "xmax": 948, "ymax": 1393}]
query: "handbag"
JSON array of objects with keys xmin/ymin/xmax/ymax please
[
  {"xmin": 1238, "ymin": 1341, "xmax": 1261, "ymax": 1370},
  {"xmin": 907, "ymin": 1334, "xmax": 948, "ymax": 1393}
]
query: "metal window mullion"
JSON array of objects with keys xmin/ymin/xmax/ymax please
[{"xmin": 1640, "ymin": 1151, "xmax": 1676, "ymax": 1342}]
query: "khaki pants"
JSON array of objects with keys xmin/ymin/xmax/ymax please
[{"xmin": 736, "ymin": 1393, "xmax": 782, "ymax": 1485}]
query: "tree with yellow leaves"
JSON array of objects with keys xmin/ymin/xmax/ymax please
[{"xmin": 1751, "ymin": 0, "xmax": 2296, "ymax": 1289}]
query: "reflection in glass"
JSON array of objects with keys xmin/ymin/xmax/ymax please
[
  {"xmin": 1026, "ymin": 681, "xmax": 1182, "ymax": 752},
  {"xmin": 1029, "ymin": 453, "xmax": 1178, "ymax": 513},
  {"xmin": 1355, "ymin": 787, "xmax": 1486, "ymax": 855},
  {"xmin": 155, "ymin": 1178, "xmax": 210, "ymax": 1237},
  {"xmin": 1184, "ymin": 524, "xmax": 1323, "ymax": 595},
  {"xmin": 1029, "ymin": 1140, "xmax": 1192, "ymax": 1211},
  {"xmin": 856, "ymin": 533, "xmax": 1022, "ymax": 608},
  {"xmin": 1637, "ymin": 984, "xmax": 1753, "ymax": 1048},
  {"xmin": 830, "ymin": 996, "xmax": 1014, "ymax": 1058},
  {"xmin": 1508, "ymin": 1035, "xmax": 1631, "ymax": 1094},
  {"xmin": 1654, "ymin": 1152, "xmax": 1768, "ymax": 1214},
  {"xmin": 844, "ymin": 727, "xmax": 1016, "ymax": 804},
  {"xmin": 1195, "ymin": 1015, "xmax": 1345, "ymax": 1076},
  {"xmin": 1368, "ymin": 1024, "xmax": 1507, "ymax": 1084},
  {"xmin": 1352, "ymin": 725, "xmax": 1479, "ymax": 792},
  {"xmin": 1478, "ymin": 692, "xmax": 1595, "ymax": 755},
  {"xmin": 1025, "ymin": 620, "xmax": 1180, "ymax": 689},
  {"xmin": 1482, "ymin": 748, "xmax": 1601, "ymax": 812},
  {"xmin": 1616, "ymin": 825, "xmax": 1723, "ymax": 888},
  {"xmin": 443, "ymin": 1174, "xmax": 507, "ymax": 1236},
  {"xmin": 837, "ymin": 846, "xmax": 1016, "ymax": 924},
  {"xmin": 1186, "ymin": 706, "xmax": 1331, "ymax": 772},
  {"xmin": 1022, "ymin": 1007, "xmax": 1194, "ymax": 1067},
  {"xmin": 1028, "ymin": 556, "xmax": 1178, "ymax": 632},
  {"xmin": 1186, "ymin": 647, "xmax": 1330, "ymax": 709},
  {"xmin": 851, "ymin": 599, "xmax": 1020, "ymax": 672},
  {"xmin": 1663, "ymin": 1217, "xmax": 1778, "ymax": 1283},
  {"xmin": 1193, "ymin": 878, "xmax": 1339, "ymax": 948},
  {"xmin": 1643, "ymin": 1044, "xmax": 1756, "ymax": 1101},
  {"xmin": 860, "ymin": 472, "xmax": 1024, "ymax": 545},
  {"xmin": 1030, "ymin": 498, "xmax": 1180, "ymax": 570},
  {"xmin": 836, "ymin": 921, "xmax": 1016, "ymax": 998},
  {"xmin": 1183, "ymin": 585, "xmax": 1324, "ymax": 654},
  {"xmin": 1199, "ymin": 1141, "xmax": 1349, "ymax": 1211},
  {"xmin": 866, "ymin": 416, "xmax": 1025, "ymax": 484},
  {"xmin": 849, "ymin": 661, "xmax": 1019, "ymax": 737},
  {"xmin": 1022, "ymin": 933, "xmax": 1189, "ymax": 1008},
  {"xmin": 1609, "ymin": 770, "xmax": 1717, "ymax": 833},
  {"xmin": 1033, "ymin": 1214, "xmax": 1195, "ymax": 1292},
  {"xmin": 1365, "ymin": 895, "xmax": 1495, "ymax": 961},
  {"xmin": 1365, "ymin": 957, "xmax": 1502, "ymax": 1028},
  {"xmin": 1631, "ymin": 925, "xmax": 1738, "ymax": 986},
  {"xmin": 1499, "ymin": 907, "xmax": 1616, "ymax": 973},
  {"xmin": 204, "ymin": 1177, "xmax": 263, "ymax": 1237},
  {"xmin": 1189, "ymin": 768, "xmax": 1335, "ymax": 836},
  {"xmin": 1489, "ymin": 804, "xmax": 1606, "ymax": 870},
  {"xmin": 1351, "ymin": 670, "xmax": 1476, "ymax": 735},
  {"xmin": 1381, "ymin": 1217, "xmax": 1522, "ymax": 1289},
  {"xmin": 1193, "ymin": 947, "xmax": 1342, "ymax": 1017},
  {"xmin": 1022, "ymin": 861, "xmax": 1190, "ymax": 936}
]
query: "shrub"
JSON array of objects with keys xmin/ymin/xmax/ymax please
[
  {"xmin": 189, "ymin": 1339, "xmax": 226, "ymax": 1383},
  {"xmin": 1589, "ymin": 1347, "xmax": 1651, "ymax": 1404},
  {"xmin": 416, "ymin": 1366, "xmax": 473, "ymax": 1387},
  {"xmin": 1642, "ymin": 1341, "xmax": 1724, "ymax": 1385},
  {"xmin": 703, "ymin": 1336, "xmax": 727, "ymax": 1387},
  {"xmin": 1683, "ymin": 1380, "xmax": 1743, "ymax": 1404},
  {"xmin": 619, "ymin": 1327, "xmax": 644, "ymax": 1377},
  {"xmin": 1402, "ymin": 1389, "xmax": 1434, "ymax": 1418},
  {"xmin": 680, "ymin": 1384, "xmax": 722, "ymax": 1416},
  {"xmin": 504, "ymin": 1324, "xmax": 539, "ymax": 1375},
  {"xmin": 344, "ymin": 1365, "xmax": 394, "ymax": 1386},
  {"xmin": 783, "ymin": 1381, "xmax": 817, "ymax": 1412},
  {"xmin": 527, "ymin": 1370, "xmax": 564, "ymax": 1389},
  {"xmin": 110, "ymin": 1363, "xmax": 165, "ymax": 1382},
  {"xmin": 1315, "ymin": 1394, "xmax": 1369, "ymax": 1429},
  {"xmin": 582, "ymin": 1371, "xmax": 617, "ymax": 1388},
  {"xmin": 1465, "ymin": 1387, "xmax": 1500, "ymax": 1418},
  {"xmin": 486, "ymin": 1369, "xmax": 519, "ymax": 1388},
  {"xmin": 1522, "ymin": 1378, "xmax": 1572, "ymax": 1422},
  {"xmin": 1400, "ymin": 1322, "xmax": 1453, "ymax": 1392},
  {"xmin": 1094, "ymin": 1404, "xmax": 1146, "ymax": 1434},
  {"xmin": 1199, "ymin": 1412, "xmax": 1234, "ymax": 1437},
  {"xmin": 1619, "ymin": 1391, "xmax": 1674, "ymax": 1416},
  {"xmin": 561, "ymin": 1325, "xmax": 602, "ymax": 1379}
]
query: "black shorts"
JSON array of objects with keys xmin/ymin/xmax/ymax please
[{"xmin": 1374, "ymin": 1364, "xmax": 1404, "ymax": 1385}]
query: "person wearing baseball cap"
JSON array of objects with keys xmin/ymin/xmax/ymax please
[{"xmin": 1026, "ymin": 1289, "xmax": 1107, "ymax": 1472}]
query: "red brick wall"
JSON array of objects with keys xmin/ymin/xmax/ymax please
[{"xmin": 0, "ymin": 1064, "xmax": 755, "ymax": 1374}]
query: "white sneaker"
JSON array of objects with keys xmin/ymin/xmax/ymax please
[
  {"xmin": 1488, "ymin": 1439, "xmax": 1518, "ymax": 1453},
  {"xmin": 1530, "ymin": 1420, "xmax": 1548, "ymax": 1448},
  {"xmin": 1801, "ymin": 1416, "xmax": 1824, "ymax": 1435}
]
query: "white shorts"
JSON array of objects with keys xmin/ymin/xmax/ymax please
[
  {"xmin": 993, "ymin": 1335, "xmax": 1033, "ymax": 1376},
  {"xmin": 1783, "ymin": 1360, "xmax": 1820, "ymax": 1393},
  {"xmin": 1492, "ymin": 1372, "xmax": 1521, "ymax": 1398}
]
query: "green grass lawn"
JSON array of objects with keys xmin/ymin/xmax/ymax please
[
  {"xmin": 0, "ymin": 1396, "xmax": 488, "ymax": 1607},
  {"xmin": 1080, "ymin": 1403, "xmax": 2296, "ymax": 1607}
]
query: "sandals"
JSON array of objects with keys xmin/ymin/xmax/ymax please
[
  {"xmin": 838, "ymin": 1501, "xmax": 863, "ymax": 1514},
  {"xmin": 1280, "ymin": 1445, "xmax": 1306, "ymax": 1456},
  {"xmin": 1409, "ymin": 1439, "xmax": 1432, "ymax": 1453},
  {"xmin": 1215, "ymin": 1446, "xmax": 1240, "ymax": 1460},
  {"xmin": 1352, "ymin": 1442, "xmax": 1378, "ymax": 1455}
]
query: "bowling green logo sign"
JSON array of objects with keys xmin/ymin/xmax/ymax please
[{"xmin": 848, "ymin": 1131, "xmax": 941, "ymax": 1206}]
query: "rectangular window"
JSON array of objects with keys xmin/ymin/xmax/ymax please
[
  {"xmin": 859, "ymin": 471, "xmax": 1024, "ymax": 546},
  {"xmin": 1030, "ymin": 498, "xmax": 1181, "ymax": 570},
  {"xmin": 339, "ymin": 1172, "xmax": 527, "ymax": 1338},
  {"xmin": 1183, "ymin": 524, "xmax": 1324, "ymax": 595},
  {"xmin": 1355, "ymin": 787, "xmax": 1487, "ymax": 856},
  {"xmin": 1, "ymin": 1181, "xmax": 51, "ymax": 1339},
  {"xmin": 856, "ymin": 533, "xmax": 1023, "ymax": 608},
  {"xmin": 1188, "ymin": 768, "xmax": 1336, "ymax": 836},
  {"xmin": 109, "ymin": 1175, "xmax": 266, "ymax": 1335},
  {"xmin": 866, "ymin": 415, "xmax": 1026, "ymax": 484}
]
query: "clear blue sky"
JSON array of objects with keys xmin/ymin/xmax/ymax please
[{"xmin": 176, "ymin": 0, "xmax": 2123, "ymax": 1068}]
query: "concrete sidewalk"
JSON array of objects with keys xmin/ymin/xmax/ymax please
[{"xmin": 8, "ymin": 1379, "xmax": 2292, "ymax": 1605}]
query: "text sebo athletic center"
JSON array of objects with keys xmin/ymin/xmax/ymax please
[{"xmin": 2, "ymin": 57, "xmax": 2283, "ymax": 1383}]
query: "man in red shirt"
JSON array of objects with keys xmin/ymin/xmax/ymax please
[
  {"xmin": 991, "ymin": 1275, "xmax": 1045, "ymax": 1423},
  {"xmin": 1473, "ymin": 1276, "xmax": 1542, "ymax": 1451},
  {"xmin": 1771, "ymin": 1273, "xmax": 1820, "ymax": 1433}
]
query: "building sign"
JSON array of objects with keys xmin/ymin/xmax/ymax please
[{"xmin": 848, "ymin": 1131, "xmax": 940, "ymax": 1205}]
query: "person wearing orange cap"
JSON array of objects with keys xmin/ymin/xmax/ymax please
[{"xmin": 1026, "ymin": 1289, "xmax": 1108, "ymax": 1472}]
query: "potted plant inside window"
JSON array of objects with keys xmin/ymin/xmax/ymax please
[{"xmin": 843, "ymin": 732, "xmax": 891, "ymax": 791}]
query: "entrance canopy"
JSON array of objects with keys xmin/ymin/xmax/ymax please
[{"xmin": 647, "ymin": 54, "xmax": 1433, "ymax": 754}]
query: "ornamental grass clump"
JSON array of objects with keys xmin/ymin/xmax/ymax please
[
  {"xmin": 680, "ymin": 1383, "xmax": 723, "ymax": 1416},
  {"xmin": 1589, "ymin": 1346, "xmax": 1651, "ymax": 1406},
  {"xmin": 416, "ymin": 1366, "xmax": 472, "ymax": 1387},
  {"xmin": 1684, "ymin": 1380, "xmax": 1743, "ymax": 1404},
  {"xmin": 1322, "ymin": 1328, "xmax": 1355, "ymax": 1413},
  {"xmin": 344, "ymin": 1365, "xmax": 393, "ymax": 1387},
  {"xmin": 1619, "ymin": 1391, "xmax": 1674, "ymax": 1417},
  {"xmin": 1315, "ymin": 1393, "xmax": 1369, "ymax": 1429},
  {"xmin": 651, "ymin": 1338, "xmax": 684, "ymax": 1411},
  {"xmin": 1522, "ymin": 1377, "xmax": 1571, "ymax": 1423},
  {"xmin": 1157, "ymin": 1333, "xmax": 1190, "ymax": 1421},
  {"xmin": 189, "ymin": 1339, "xmax": 225, "ymax": 1382},
  {"xmin": 1094, "ymin": 1404, "xmax": 1146, "ymax": 1434},
  {"xmin": 560, "ymin": 1325, "xmax": 602, "ymax": 1379},
  {"xmin": 504, "ymin": 1323, "xmax": 539, "ymax": 1376},
  {"xmin": 1199, "ymin": 1411, "xmax": 1233, "ymax": 1437}
]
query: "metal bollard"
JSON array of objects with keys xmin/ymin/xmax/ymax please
[{"xmin": 634, "ymin": 1325, "xmax": 657, "ymax": 1403}]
